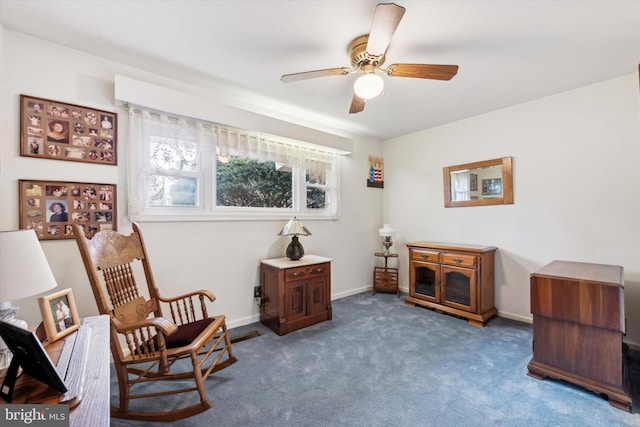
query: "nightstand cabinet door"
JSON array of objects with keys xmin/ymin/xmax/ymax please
[
  {"xmin": 285, "ymin": 280, "xmax": 306, "ymax": 322},
  {"xmin": 260, "ymin": 256, "xmax": 332, "ymax": 336},
  {"xmin": 307, "ymin": 275, "xmax": 327, "ymax": 315}
]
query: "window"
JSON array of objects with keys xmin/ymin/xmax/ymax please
[
  {"xmin": 128, "ymin": 109, "xmax": 340, "ymax": 221},
  {"xmin": 216, "ymin": 157, "xmax": 292, "ymax": 208}
]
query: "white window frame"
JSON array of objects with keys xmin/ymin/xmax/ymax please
[{"xmin": 127, "ymin": 108, "xmax": 341, "ymax": 222}]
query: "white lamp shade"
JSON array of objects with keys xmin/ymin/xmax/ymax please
[
  {"xmin": 0, "ymin": 230, "xmax": 57, "ymax": 304},
  {"xmin": 354, "ymin": 73, "xmax": 384, "ymax": 99},
  {"xmin": 378, "ymin": 224, "xmax": 395, "ymax": 237},
  {"xmin": 278, "ymin": 217, "xmax": 312, "ymax": 237}
]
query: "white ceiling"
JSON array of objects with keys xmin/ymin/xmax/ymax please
[{"xmin": 1, "ymin": 0, "xmax": 639, "ymax": 140}]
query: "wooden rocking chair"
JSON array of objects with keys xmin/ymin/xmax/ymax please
[{"xmin": 72, "ymin": 223, "xmax": 237, "ymax": 421}]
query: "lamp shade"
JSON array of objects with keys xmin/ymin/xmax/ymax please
[
  {"xmin": 354, "ymin": 73, "xmax": 384, "ymax": 99},
  {"xmin": 0, "ymin": 230, "xmax": 57, "ymax": 306},
  {"xmin": 378, "ymin": 224, "xmax": 395, "ymax": 237},
  {"xmin": 278, "ymin": 217, "xmax": 311, "ymax": 261},
  {"xmin": 278, "ymin": 217, "xmax": 312, "ymax": 237}
]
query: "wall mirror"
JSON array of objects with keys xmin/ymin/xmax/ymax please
[{"xmin": 443, "ymin": 157, "xmax": 513, "ymax": 207}]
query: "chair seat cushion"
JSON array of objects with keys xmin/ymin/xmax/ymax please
[{"xmin": 165, "ymin": 317, "xmax": 215, "ymax": 349}]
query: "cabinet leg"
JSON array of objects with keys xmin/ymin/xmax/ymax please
[
  {"xmin": 609, "ymin": 398, "xmax": 632, "ymax": 413},
  {"xmin": 467, "ymin": 318, "xmax": 486, "ymax": 327},
  {"xmin": 526, "ymin": 369, "xmax": 544, "ymax": 380}
]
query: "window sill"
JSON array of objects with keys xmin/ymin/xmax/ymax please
[{"xmin": 130, "ymin": 212, "xmax": 339, "ymax": 223}]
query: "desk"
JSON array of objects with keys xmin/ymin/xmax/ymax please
[{"xmin": 0, "ymin": 315, "xmax": 110, "ymax": 426}]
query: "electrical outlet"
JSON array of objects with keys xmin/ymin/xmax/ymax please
[{"xmin": 254, "ymin": 286, "xmax": 261, "ymax": 298}]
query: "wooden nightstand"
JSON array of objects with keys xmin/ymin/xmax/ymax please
[{"xmin": 260, "ymin": 255, "xmax": 332, "ymax": 336}]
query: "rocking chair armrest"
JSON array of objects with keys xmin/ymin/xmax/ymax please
[
  {"xmin": 157, "ymin": 289, "xmax": 217, "ymax": 304},
  {"xmin": 111, "ymin": 316, "xmax": 178, "ymax": 336}
]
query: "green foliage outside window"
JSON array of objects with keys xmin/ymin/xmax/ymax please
[{"xmin": 216, "ymin": 157, "xmax": 292, "ymax": 208}]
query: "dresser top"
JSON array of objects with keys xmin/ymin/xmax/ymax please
[
  {"xmin": 532, "ymin": 260, "xmax": 623, "ymax": 285},
  {"xmin": 261, "ymin": 254, "xmax": 332, "ymax": 269},
  {"xmin": 406, "ymin": 241, "xmax": 497, "ymax": 254}
]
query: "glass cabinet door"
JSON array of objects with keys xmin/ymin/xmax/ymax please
[
  {"xmin": 442, "ymin": 266, "xmax": 476, "ymax": 312},
  {"xmin": 410, "ymin": 261, "xmax": 440, "ymax": 303}
]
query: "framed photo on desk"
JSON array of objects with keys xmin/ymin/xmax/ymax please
[{"xmin": 38, "ymin": 288, "xmax": 80, "ymax": 343}]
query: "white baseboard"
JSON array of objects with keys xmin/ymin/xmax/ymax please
[
  {"xmin": 496, "ymin": 311, "xmax": 532, "ymax": 324},
  {"xmin": 227, "ymin": 314, "xmax": 260, "ymax": 329}
]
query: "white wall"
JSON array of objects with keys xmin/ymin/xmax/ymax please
[
  {"xmin": 0, "ymin": 30, "xmax": 384, "ymax": 328},
  {"xmin": 383, "ymin": 74, "xmax": 640, "ymax": 346}
]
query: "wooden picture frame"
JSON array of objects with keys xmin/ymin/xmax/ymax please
[
  {"xmin": 38, "ymin": 288, "xmax": 80, "ymax": 343},
  {"xmin": 20, "ymin": 94, "xmax": 117, "ymax": 165},
  {"xmin": 19, "ymin": 179, "xmax": 117, "ymax": 240}
]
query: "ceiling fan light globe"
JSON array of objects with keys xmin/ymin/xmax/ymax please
[{"xmin": 354, "ymin": 73, "xmax": 384, "ymax": 99}]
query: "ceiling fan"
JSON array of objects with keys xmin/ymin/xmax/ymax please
[{"xmin": 280, "ymin": 2, "xmax": 459, "ymax": 114}]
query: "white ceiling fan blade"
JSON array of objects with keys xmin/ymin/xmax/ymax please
[
  {"xmin": 281, "ymin": 67, "xmax": 351, "ymax": 83},
  {"xmin": 365, "ymin": 3, "xmax": 406, "ymax": 57}
]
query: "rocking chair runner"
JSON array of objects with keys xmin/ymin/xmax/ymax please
[{"xmin": 72, "ymin": 223, "xmax": 237, "ymax": 421}]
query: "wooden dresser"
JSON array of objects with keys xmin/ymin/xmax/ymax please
[
  {"xmin": 260, "ymin": 255, "xmax": 332, "ymax": 335},
  {"xmin": 527, "ymin": 260, "xmax": 631, "ymax": 412},
  {"xmin": 405, "ymin": 242, "xmax": 497, "ymax": 326}
]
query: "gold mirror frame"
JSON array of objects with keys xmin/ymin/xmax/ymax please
[{"xmin": 443, "ymin": 157, "xmax": 513, "ymax": 208}]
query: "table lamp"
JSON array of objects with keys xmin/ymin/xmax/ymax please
[
  {"xmin": 0, "ymin": 230, "xmax": 58, "ymax": 370},
  {"xmin": 278, "ymin": 217, "xmax": 311, "ymax": 260},
  {"xmin": 378, "ymin": 224, "xmax": 395, "ymax": 256}
]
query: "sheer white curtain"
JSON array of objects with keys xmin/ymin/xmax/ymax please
[
  {"xmin": 127, "ymin": 108, "xmax": 217, "ymax": 216},
  {"xmin": 214, "ymin": 128, "xmax": 336, "ymax": 181},
  {"xmin": 127, "ymin": 107, "xmax": 339, "ymax": 216},
  {"xmin": 451, "ymin": 170, "xmax": 471, "ymax": 201}
]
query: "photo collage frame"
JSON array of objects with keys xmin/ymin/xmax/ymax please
[
  {"xmin": 20, "ymin": 94, "xmax": 117, "ymax": 165},
  {"xmin": 19, "ymin": 179, "xmax": 117, "ymax": 240}
]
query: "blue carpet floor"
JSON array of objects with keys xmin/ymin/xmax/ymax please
[{"xmin": 109, "ymin": 292, "xmax": 640, "ymax": 426}]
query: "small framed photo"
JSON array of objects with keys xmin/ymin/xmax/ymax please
[
  {"xmin": 19, "ymin": 179, "xmax": 117, "ymax": 240},
  {"xmin": 482, "ymin": 178, "xmax": 503, "ymax": 196},
  {"xmin": 20, "ymin": 94, "xmax": 117, "ymax": 165},
  {"xmin": 38, "ymin": 288, "xmax": 81, "ymax": 343},
  {"xmin": 470, "ymin": 173, "xmax": 478, "ymax": 191}
]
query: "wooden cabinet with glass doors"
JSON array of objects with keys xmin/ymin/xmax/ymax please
[{"xmin": 405, "ymin": 242, "xmax": 497, "ymax": 327}]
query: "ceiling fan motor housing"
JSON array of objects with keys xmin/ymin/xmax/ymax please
[{"xmin": 349, "ymin": 35, "xmax": 386, "ymax": 70}]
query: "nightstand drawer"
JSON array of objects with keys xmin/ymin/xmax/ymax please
[
  {"xmin": 285, "ymin": 263, "xmax": 329, "ymax": 282},
  {"xmin": 442, "ymin": 252, "xmax": 476, "ymax": 267},
  {"xmin": 285, "ymin": 267, "xmax": 308, "ymax": 281}
]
